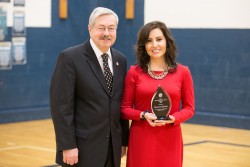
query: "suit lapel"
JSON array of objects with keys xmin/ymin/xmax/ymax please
[
  {"xmin": 110, "ymin": 50, "xmax": 120, "ymax": 96},
  {"xmin": 83, "ymin": 41, "xmax": 111, "ymax": 95}
]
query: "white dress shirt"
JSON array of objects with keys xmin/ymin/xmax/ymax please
[{"xmin": 90, "ymin": 39, "xmax": 113, "ymax": 74}]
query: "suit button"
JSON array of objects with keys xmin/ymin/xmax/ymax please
[{"xmin": 105, "ymin": 134, "xmax": 110, "ymax": 138}]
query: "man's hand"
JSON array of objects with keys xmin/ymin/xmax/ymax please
[
  {"xmin": 63, "ymin": 148, "xmax": 79, "ymax": 165},
  {"xmin": 121, "ymin": 146, "xmax": 127, "ymax": 157}
]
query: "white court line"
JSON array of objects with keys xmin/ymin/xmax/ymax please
[{"xmin": 0, "ymin": 145, "xmax": 55, "ymax": 152}]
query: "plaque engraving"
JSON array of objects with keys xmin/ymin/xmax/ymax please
[{"xmin": 151, "ymin": 85, "xmax": 171, "ymax": 120}]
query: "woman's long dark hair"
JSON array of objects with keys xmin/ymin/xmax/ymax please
[{"xmin": 135, "ymin": 21, "xmax": 178, "ymax": 73}]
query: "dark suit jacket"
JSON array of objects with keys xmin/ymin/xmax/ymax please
[{"xmin": 50, "ymin": 40, "xmax": 129, "ymax": 167}]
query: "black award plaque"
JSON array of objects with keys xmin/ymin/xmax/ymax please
[{"xmin": 151, "ymin": 85, "xmax": 171, "ymax": 120}]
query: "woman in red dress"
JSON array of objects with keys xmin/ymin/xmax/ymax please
[{"xmin": 121, "ymin": 21, "xmax": 195, "ymax": 167}]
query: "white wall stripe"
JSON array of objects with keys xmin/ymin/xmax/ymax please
[
  {"xmin": 145, "ymin": 0, "xmax": 250, "ymax": 29},
  {"xmin": 0, "ymin": 0, "xmax": 51, "ymax": 27}
]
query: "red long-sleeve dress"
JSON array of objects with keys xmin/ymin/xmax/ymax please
[{"xmin": 121, "ymin": 64, "xmax": 195, "ymax": 167}]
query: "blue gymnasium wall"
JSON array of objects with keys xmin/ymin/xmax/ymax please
[
  {"xmin": 0, "ymin": 0, "xmax": 143, "ymax": 123},
  {"xmin": 1, "ymin": 0, "xmax": 250, "ymax": 130},
  {"xmin": 172, "ymin": 29, "xmax": 250, "ymax": 129}
]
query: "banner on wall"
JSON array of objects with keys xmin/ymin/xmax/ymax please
[
  {"xmin": 12, "ymin": 37, "xmax": 26, "ymax": 65},
  {"xmin": 12, "ymin": 11, "xmax": 25, "ymax": 37},
  {"xmin": 0, "ymin": 42, "xmax": 12, "ymax": 70},
  {"xmin": 0, "ymin": 8, "xmax": 7, "ymax": 40}
]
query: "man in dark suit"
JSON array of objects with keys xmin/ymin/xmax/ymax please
[{"xmin": 50, "ymin": 7, "xmax": 129, "ymax": 167}]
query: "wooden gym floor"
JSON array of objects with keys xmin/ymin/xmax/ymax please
[{"xmin": 0, "ymin": 119, "xmax": 249, "ymax": 167}]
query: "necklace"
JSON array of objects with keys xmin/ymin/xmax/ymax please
[{"xmin": 147, "ymin": 64, "xmax": 168, "ymax": 80}]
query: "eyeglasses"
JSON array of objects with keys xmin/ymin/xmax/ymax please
[{"xmin": 94, "ymin": 26, "xmax": 117, "ymax": 32}]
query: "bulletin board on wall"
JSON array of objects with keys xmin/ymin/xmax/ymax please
[
  {"xmin": 0, "ymin": 0, "xmax": 26, "ymax": 70},
  {"xmin": 0, "ymin": 0, "xmax": 51, "ymax": 70}
]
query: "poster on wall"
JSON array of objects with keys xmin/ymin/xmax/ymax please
[
  {"xmin": 12, "ymin": 11, "xmax": 25, "ymax": 37},
  {"xmin": 0, "ymin": 42, "xmax": 12, "ymax": 70},
  {"xmin": 14, "ymin": 0, "xmax": 25, "ymax": 6},
  {"xmin": 0, "ymin": 8, "xmax": 7, "ymax": 40},
  {"xmin": 12, "ymin": 37, "xmax": 26, "ymax": 65}
]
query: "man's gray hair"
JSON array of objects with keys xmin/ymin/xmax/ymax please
[{"xmin": 89, "ymin": 7, "xmax": 119, "ymax": 28}]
